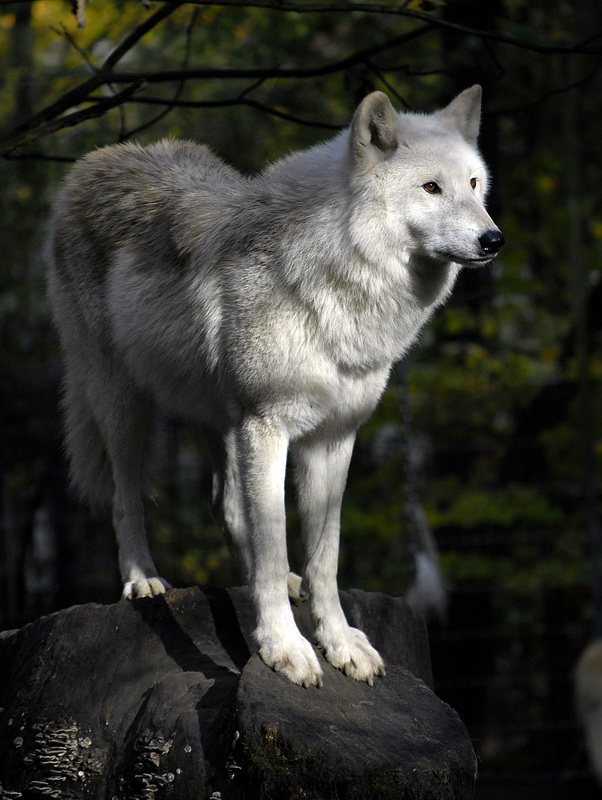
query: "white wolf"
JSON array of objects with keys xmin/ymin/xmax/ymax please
[{"xmin": 49, "ymin": 86, "xmax": 503, "ymax": 688}]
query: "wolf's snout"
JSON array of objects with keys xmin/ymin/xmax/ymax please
[{"xmin": 479, "ymin": 229, "xmax": 505, "ymax": 256}]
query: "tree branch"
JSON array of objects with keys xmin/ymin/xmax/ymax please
[
  {"xmin": 0, "ymin": 20, "xmax": 432, "ymax": 155},
  {"xmin": 0, "ymin": 1, "xmax": 183, "ymax": 153},
  {"xmin": 104, "ymin": 0, "xmax": 185, "ymax": 69},
  {"xmin": 2, "ymin": 0, "xmax": 602, "ymax": 55},
  {"xmin": 118, "ymin": 5, "xmax": 199, "ymax": 140},
  {"xmin": 2, "ymin": 0, "xmax": 601, "ymax": 158},
  {"xmin": 125, "ymin": 94, "xmax": 343, "ymax": 129},
  {"xmin": 107, "ymin": 24, "xmax": 433, "ymax": 85},
  {"xmin": 158, "ymin": 0, "xmax": 602, "ymax": 55},
  {"xmin": 1, "ymin": 83, "xmax": 144, "ymax": 153}
]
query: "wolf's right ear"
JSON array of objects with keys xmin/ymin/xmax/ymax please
[
  {"xmin": 438, "ymin": 85, "xmax": 482, "ymax": 146},
  {"xmin": 350, "ymin": 91, "xmax": 398, "ymax": 166}
]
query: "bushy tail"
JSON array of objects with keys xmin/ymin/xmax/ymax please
[
  {"xmin": 61, "ymin": 368, "xmax": 165, "ymax": 510},
  {"xmin": 62, "ymin": 381, "xmax": 114, "ymax": 508}
]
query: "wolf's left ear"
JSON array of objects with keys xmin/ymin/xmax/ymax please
[
  {"xmin": 438, "ymin": 85, "xmax": 482, "ymax": 145},
  {"xmin": 350, "ymin": 91, "xmax": 398, "ymax": 166}
]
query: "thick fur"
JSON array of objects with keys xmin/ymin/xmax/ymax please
[{"xmin": 49, "ymin": 86, "xmax": 503, "ymax": 687}]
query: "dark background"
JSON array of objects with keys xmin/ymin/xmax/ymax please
[{"xmin": 1, "ymin": 1, "xmax": 601, "ymax": 794}]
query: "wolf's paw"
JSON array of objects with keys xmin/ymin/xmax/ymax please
[
  {"xmin": 287, "ymin": 572, "xmax": 308, "ymax": 605},
  {"xmin": 257, "ymin": 629, "xmax": 324, "ymax": 688},
  {"xmin": 317, "ymin": 624, "xmax": 386, "ymax": 686},
  {"xmin": 122, "ymin": 576, "xmax": 172, "ymax": 600}
]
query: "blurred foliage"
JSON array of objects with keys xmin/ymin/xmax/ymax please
[
  {"xmin": 1, "ymin": 0, "xmax": 601, "ymax": 777},
  {"xmin": 0, "ymin": 0, "xmax": 600, "ymax": 595}
]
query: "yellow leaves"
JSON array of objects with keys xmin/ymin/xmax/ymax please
[
  {"xmin": 0, "ymin": 13, "xmax": 16, "ymax": 30},
  {"xmin": 179, "ymin": 546, "xmax": 229, "ymax": 585},
  {"xmin": 31, "ymin": 1, "xmax": 70, "ymax": 28},
  {"xmin": 16, "ymin": 184, "xmax": 33, "ymax": 202},
  {"xmin": 464, "ymin": 343, "xmax": 488, "ymax": 371},
  {"xmin": 590, "ymin": 354, "xmax": 602, "ymax": 379},
  {"xmin": 234, "ymin": 21, "xmax": 251, "ymax": 43},
  {"xmin": 590, "ymin": 220, "xmax": 602, "ymax": 239},
  {"xmin": 564, "ymin": 354, "xmax": 602, "ymax": 382},
  {"xmin": 540, "ymin": 345, "xmax": 559, "ymax": 362},
  {"xmin": 198, "ymin": 5, "xmax": 220, "ymax": 26},
  {"xmin": 481, "ymin": 314, "xmax": 498, "ymax": 338},
  {"xmin": 442, "ymin": 306, "xmax": 479, "ymax": 336},
  {"xmin": 405, "ymin": 0, "xmax": 447, "ymax": 10},
  {"xmin": 536, "ymin": 173, "xmax": 556, "ymax": 194},
  {"xmin": 181, "ymin": 551, "xmax": 209, "ymax": 585}
]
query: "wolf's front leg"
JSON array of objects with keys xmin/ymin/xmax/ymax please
[
  {"xmin": 292, "ymin": 434, "xmax": 386, "ymax": 685},
  {"xmin": 206, "ymin": 426, "xmax": 303, "ymax": 602},
  {"xmin": 236, "ymin": 418, "xmax": 323, "ymax": 688}
]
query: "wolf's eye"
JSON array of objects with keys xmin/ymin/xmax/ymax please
[
  {"xmin": 422, "ymin": 182, "xmax": 441, "ymax": 194},
  {"xmin": 470, "ymin": 177, "xmax": 478, "ymax": 189}
]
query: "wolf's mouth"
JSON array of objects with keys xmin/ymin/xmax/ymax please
[{"xmin": 447, "ymin": 254, "xmax": 496, "ymax": 268}]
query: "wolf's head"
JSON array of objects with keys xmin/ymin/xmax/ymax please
[{"xmin": 348, "ymin": 86, "xmax": 504, "ymax": 270}]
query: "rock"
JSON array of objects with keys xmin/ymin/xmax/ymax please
[{"xmin": 0, "ymin": 587, "xmax": 476, "ymax": 799}]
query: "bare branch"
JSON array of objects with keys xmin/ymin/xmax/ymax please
[
  {"xmin": 125, "ymin": 94, "xmax": 343, "ymax": 129},
  {"xmin": 2, "ymin": 0, "xmax": 601, "ymax": 159},
  {"xmin": 4, "ymin": 0, "xmax": 599, "ymax": 55},
  {"xmin": 107, "ymin": 24, "xmax": 434, "ymax": 85},
  {"xmin": 158, "ymin": 0, "xmax": 602, "ymax": 55},
  {"xmin": 104, "ymin": 0, "xmax": 185, "ymax": 69},
  {"xmin": 0, "ymin": 1, "xmax": 183, "ymax": 155},
  {"xmin": 1, "ymin": 83, "xmax": 144, "ymax": 153},
  {"xmin": 50, "ymin": 22, "xmax": 97, "ymax": 72},
  {"xmin": 2, "ymin": 152, "xmax": 77, "ymax": 162},
  {"xmin": 119, "ymin": 5, "xmax": 200, "ymax": 140},
  {"xmin": 491, "ymin": 60, "xmax": 602, "ymax": 116},
  {"xmin": 0, "ymin": 19, "xmax": 431, "ymax": 155}
]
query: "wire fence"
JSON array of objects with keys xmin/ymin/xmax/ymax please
[
  {"xmin": 1, "ymin": 359, "xmax": 600, "ymax": 797},
  {"xmin": 428, "ymin": 528, "xmax": 600, "ymax": 797}
]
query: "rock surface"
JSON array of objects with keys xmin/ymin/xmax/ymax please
[{"xmin": 0, "ymin": 587, "xmax": 476, "ymax": 799}]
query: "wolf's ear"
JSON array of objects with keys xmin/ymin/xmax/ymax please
[
  {"xmin": 350, "ymin": 91, "xmax": 398, "ymax": 166},
  {"xmin": 438, "ymin": 85, "xmax": 482, "ymax": 145}
]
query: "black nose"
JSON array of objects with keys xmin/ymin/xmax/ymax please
[{"xmin": 479, "ymin": 230, "xmax": 505, "ymax": 256}]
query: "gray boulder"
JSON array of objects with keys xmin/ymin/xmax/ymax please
[{"xmin": 0, "ymin": 587, "xmax": 475, "ymax": 799}]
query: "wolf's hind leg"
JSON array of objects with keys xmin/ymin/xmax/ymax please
[
  {"xmin": 205, "ymin": 426, "xmax": 306, "ymax": 603},
  {"xmin": 204, "ymin": 426, "xmax": 253, "ymax": 579},
  {"xmin": 286, "ymin": 572, "xmax": 307, "ymax": 604},
  {"xmin": 292, "ymin": 434, "xmax": 385, "ymax": 685},
  {"xmin": 87, "ymin": 365, "xmax": 169, "ymax": 599},
  {"xmin": 113, "ymin": 400, "xmax": 169, "ymax": 599}
]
